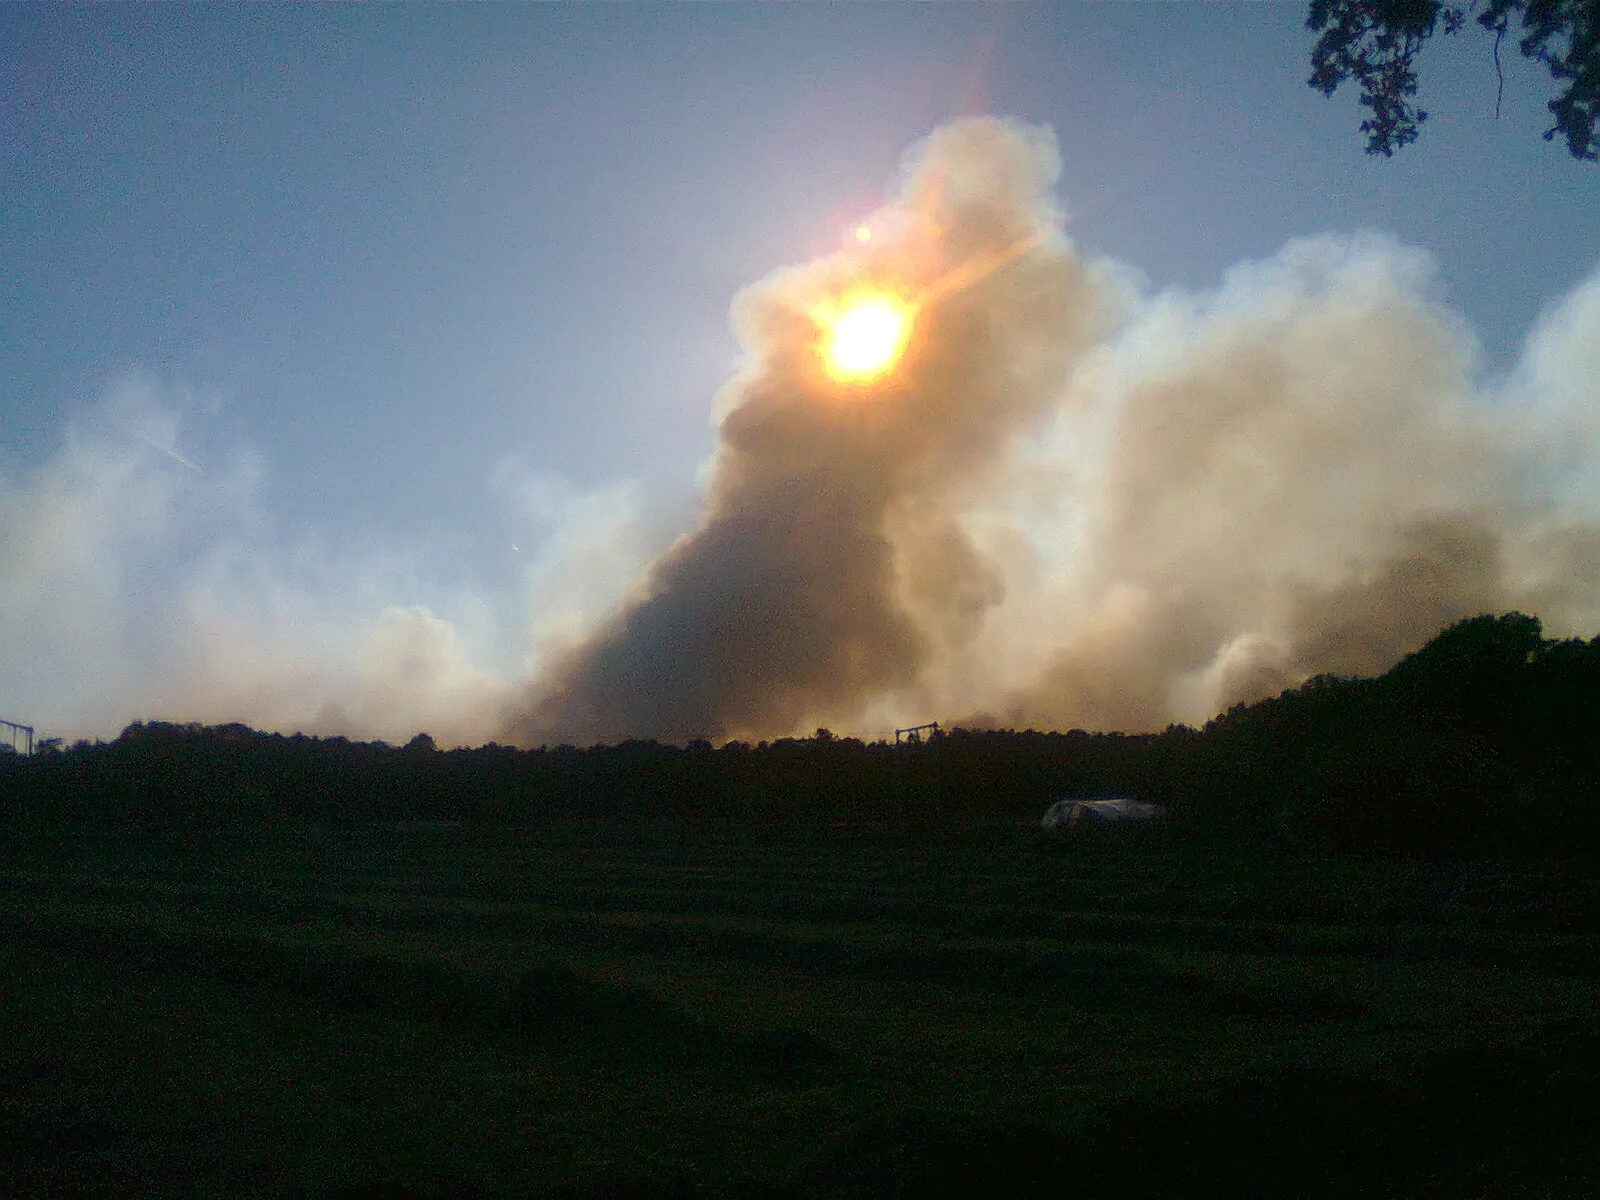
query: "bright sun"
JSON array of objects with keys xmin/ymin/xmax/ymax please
[{"xmin": 821, "ymin": 293, "xmax": 912, "ymax": 384}]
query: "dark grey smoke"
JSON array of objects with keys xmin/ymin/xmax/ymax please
[{"xmin": 509, "ymin": 119, "xmax": 1111, "ymax": 744}]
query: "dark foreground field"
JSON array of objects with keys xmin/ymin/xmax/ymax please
[{"xmin": 3, "ymin": 820, "xmax": 1599, "ymax": 1198}]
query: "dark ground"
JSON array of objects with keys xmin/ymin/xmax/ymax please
[{"xmin": 3, "ymin": 819, "xmax": 1598, "ymax": 1197}]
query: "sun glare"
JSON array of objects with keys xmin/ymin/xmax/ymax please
[{"xmin": 821, "ymin": 292, "xmax": 911, "ymax": 384}]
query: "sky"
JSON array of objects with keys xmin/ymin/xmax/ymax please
[{"xmin": 2, "ymin": 5, "xmax": 1597, "ymax": 747}]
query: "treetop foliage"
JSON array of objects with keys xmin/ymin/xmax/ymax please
[
  {"xmin": 3, "ymin": 613, "xmax": 1599, "ymax": 857},
  {"xmin": 1308, "ymin": 0, "xmax": 1600, "ymax": 159}
]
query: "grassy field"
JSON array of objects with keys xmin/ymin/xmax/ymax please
[{"xmin": 3, "ymin": 819, "xmax": 1599, "ymax": 1198}]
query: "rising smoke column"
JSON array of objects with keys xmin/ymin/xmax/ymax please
[
  {"xmin": 508, "ymin": 119, "xmax": 1112, "ymax": 745},
  {"xmin": 510, "ymin": 119, "xmax": 1600, "ymax": 747},
  {"xmin": 9, "ymin": 122, "xmax": 1592, "ymax": 746}
]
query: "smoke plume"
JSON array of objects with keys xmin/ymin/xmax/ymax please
[
  {"xmin": 509, "ymin": 120, "xmax": 1114, "ymax": 744},
  {"xmin": 6, "ymin": 119, "xmax": 1598, "ymax": 746},
  {"xmin": 508, "ymin": 118, "xmax": 1600, "ymax": 744},
  {"xmin": 974, "ymin": 234, "xmax": 1600, "ymax": 731}
]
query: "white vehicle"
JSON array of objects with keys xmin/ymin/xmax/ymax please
[{"xmin": 1040, "ymin": 797, "xmax": 1164, "ymax": 830}]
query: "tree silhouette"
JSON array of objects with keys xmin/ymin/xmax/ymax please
[
  {"xmin": 2, "ymin": 614, "xmax": 1597, "ymax": 855},
  {"xmin": 1309, "ymin": 0, "xmax": 1599, "ymax": 160}
]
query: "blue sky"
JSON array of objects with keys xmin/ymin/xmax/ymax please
[{"xmin": 3, "ymin": 5, "xmax": 1596, "ymax": 743}]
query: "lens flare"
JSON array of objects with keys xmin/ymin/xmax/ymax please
[{"xmin": 820, "ymin": 292, "xmax": 912, "ymax": 383}]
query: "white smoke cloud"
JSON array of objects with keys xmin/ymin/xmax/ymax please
[
  {"xmin": 5, "ymin": 120, "xmax": 1597, "ymax": 746},
  {"xmin": 0, "ymin": 380, "xmax": 647, "ymax": 747},
  {"xmin": 489, "ymin": 455, "xmax": 662, "ymax": 671},
  {"xmin": 946, "ymin": 231, "xmax": 1600, "ymax": 732},
  {"xmin": 504, "ymin": 122, "xmax": 1600, "ymax": 743}
]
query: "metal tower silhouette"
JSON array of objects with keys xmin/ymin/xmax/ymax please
[{"xmin": 1, "ymin": 719, "xmax": 35, "ymax": 756}]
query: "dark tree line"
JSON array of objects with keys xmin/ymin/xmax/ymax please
[
  {"xmin": 3, "ymin": 612, "xmax": 1598, "ymax": 856},
  {"xmin": 1194, "ymin": 612, "xmax": 1600, "ymax": 852}
]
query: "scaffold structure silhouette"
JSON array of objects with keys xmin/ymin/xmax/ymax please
[{"xmin": 2, "ymin": 719, "xmax": 34, "ymax": 756}]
